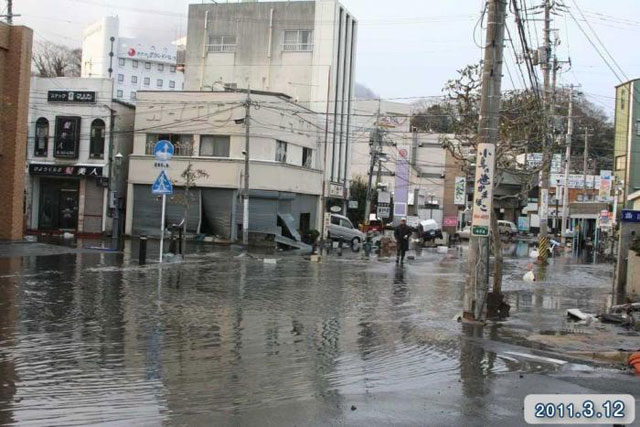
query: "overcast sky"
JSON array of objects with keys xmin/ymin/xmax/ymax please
[{"xmin": 11, "ymin": 0, "xmax": 640, "ymax": 116}]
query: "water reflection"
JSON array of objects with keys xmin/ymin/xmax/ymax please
[{"xmin": 0, "ymin": 246, "xmax": 617, "ymax": 425}]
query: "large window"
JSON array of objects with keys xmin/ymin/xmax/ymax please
[
  {"xmin": 132, "ymin": 60, "xmax": 138, "ymax": 68},
  {"xmin": 145, "ymin": 133, "xmax": 193, "ymax": 156},
  {"xmin": 116, "ymin": 89, "xmax": 123, "ymax": 98},
  {"xmin": 145, "ymin": 62, "xmax": 151, "ymax": 70},
  {"xmin": 157, "ymin": 63, "xmax": 164, "ymax": 72},
  {"xmin": 118, "ymin": 74, "xmax": 124, "ymax": 82},
  {"xmin": 144, "ymin": 77, "xmax": 150, "ymax": 86},
  {"xmin": 276, "ymin": 140, "xmax": 287, "ymax": 163},
  {"xmin": 199, "ymin": 135, "xmax": 230, "ymax": 157},
  {"xmin": 170, "ymin": 65, "xmax": 176, "ymax": 73},
  {"xmin": 131, "ymin": 75, "xmax": 138, "ymax": 83},
  {"xmin": 89, "ymin": 119, "xmax": 105, "ymax": 159},
  {"xmin": 118, "ymin": 58, "xmax": 125, "ymax": 66},
  {"xmin": 207, "ymin": 35, "xmax": 237, "ymax": 53},
  {"xmin": 34, "ymin": 117, "xmax": 49, "ymax": 157},
  {"xmin": 302, "ymin": 147, "xmax": 312, "ymax": 168},
  {"xmin": 616, "ymin": 155, "xmax": 627, "ymax": 171},
  {"xmin": 157, "ymin": 79, "xmax": 163, "ymax": 88},
  {"xmin": 283, "ymin": 30, "xmax": 313, "ymax": 51},
  {"xmin": 54, "ymin": 116, "xmax": 81, "ymax": 159},
  {"xmin": 169, "ymin": 80, "xmax": 175, "ymax": 89}
]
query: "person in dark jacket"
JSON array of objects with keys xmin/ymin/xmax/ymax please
[{"xmin": 394, "ymin": 218, "xmax": 411, "ymax": 264}]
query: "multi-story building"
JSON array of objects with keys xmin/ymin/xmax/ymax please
[
  {"xmin": 349, "ymin": 100, "xmax": 446, "ymax": 224},
  {"xmin": 0, "ymin": 21, "xmax": 33, "ymax": 240},
  {"xmin": 184, "ymin": 0, "xmax": 357, "ymax": 205},
  {"xmin": 25, "ymin": 77, "xmax": 134, "ymax": 235},
  {"xmin": 613, "ymin": 78, "xmax": 640, "ymax": 209},
  {"xmin": 125, "ymin": 90, "xmax": 323, "ymax": 243},
  {"xmin": 80, "ymin": 16, "xmax": 184, "ymax": 103}
]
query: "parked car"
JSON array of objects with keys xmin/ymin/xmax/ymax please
[
  {"xmin": 420, "ymin": 219, "xmax": 443, "ymax": 243},
  {"xmin": 327, "ymin": 214, "xmax": 365, "ymax": 250},
  {"xmin": 498, "ymin": 220, "xmax": 518, "ymax": 237}
]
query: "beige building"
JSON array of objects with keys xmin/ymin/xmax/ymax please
[
  {"xmin": 125, "ymin": 90, "xmax": 323, "ymax": 243},
  {"xmin": 184, "ymin": 0, "xmax": 357, "ymax": 203},
  {"xmin": 0, "ymin": 22, "xmax": 33, "ymax": 240}
]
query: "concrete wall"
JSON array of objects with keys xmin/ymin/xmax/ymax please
[
  {"xmin": 184, "ymin": 0, "xmax": 357, "ymax": 191},
  {"xmin": 0, "ymin": 23, "xmax": 33, "ymax": 240}
]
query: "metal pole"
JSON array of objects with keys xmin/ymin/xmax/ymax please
[
  {"xmin": 465, "ymin": 0, "xmax": 507, "ymax": 320},
  {"xmin": 561, "ymin": 85, "xmax": 574, "ymax": 244},
  {"xmin": 159, "ymin": 194, "xmax": 166, "ymax": 263},
  {"xmin": 6, "ymin": 0, "xmax": 12, "ymax": 24},
  {"xmin": 242, "ymin": 86, "xmax": 251, "ymax": 246},
  {"xmin": 583, "ymin": 128, "xmax": 589, "ymax": 201}
]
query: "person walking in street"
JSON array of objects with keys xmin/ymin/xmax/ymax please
[{"xmin": 395, "ymin": 218, "xmax": 411, "ymax": 265}]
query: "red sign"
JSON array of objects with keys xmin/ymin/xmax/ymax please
[
  {"xmin": 443, "ymin": 216, "xmax": 458, "ymax": 227},
  {"xmin": 128, "ymin": 48, "xmax": 136, "ymax": 57}
]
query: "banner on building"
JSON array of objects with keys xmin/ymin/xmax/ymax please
[
  {"xmin": 443, "ymin": 216, "xmax": 458, "ymax": 227},
  {"xmin": 599, "ymin": 170, "xmax": 612, "ymax": 201},
  {"xmin": 471, "ymin": 144, "xmax": 495, "ymax": 237},
  {"xmin": 454, "ymin": 176, "xmax": 466, "ymax": 205},
  {"xmin": 393, "ymin": 148, "xmax": 410, "ymax": 220}
]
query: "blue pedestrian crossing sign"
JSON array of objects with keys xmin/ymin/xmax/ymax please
[
  {"xmin": 152, "ymin": 170, "xmax": 173, "ymax": 195},
  {"xmin": 153, "ymin": 140, "xmax": 174, "ymax": 162}
]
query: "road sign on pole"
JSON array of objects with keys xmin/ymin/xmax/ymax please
[{"xmin": 152, "ymin": 170, "xmax": 173, "ymax": 195}]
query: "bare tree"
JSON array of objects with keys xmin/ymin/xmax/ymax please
[
  {"xmin": 175, "ymin": 162, "xmax": 209, "ymax": 253},
  {"xmin": 440, "ymin": 63, "xmax": 552, "ymax": 313},
  {"xmin": 32, "ymin": 41, "xmax": 82, "ymax": 77}
]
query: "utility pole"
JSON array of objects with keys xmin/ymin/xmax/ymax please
[
  {"xmin": 364, "ymin": 100, "xmax": 382, "ymax": 229},
  {"xmin": 583, "ymin": 128, "xmax": 589, "ymax": 200},
  {"xmin": 242, "ymin": 87, "xmax": 251, "ymax": 246},
  {"xmin": 561, "ymin": 85, "xmax": 574, "ymax": 244},
  {"xmin": 464, "ymin": 0, "xmax": 507, "ymax": 321},
  {"xmin": 537, "ymin": 0, "xmax": 553, "ymax": 262}
]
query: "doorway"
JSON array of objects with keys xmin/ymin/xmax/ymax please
[{"xmin": 38, "ymin": 179, "xmax": 80, "ymax": 231}]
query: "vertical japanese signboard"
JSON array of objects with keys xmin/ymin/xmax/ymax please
[
  {"xmin": 599, "ymin": 170, "xmax": 612, "ymax": 201},
  {"xmin": 393, "ymin": 148, "xmax": 410, "ymax": 218},
  {"xmin": 454, "ymin": 177, "xmax": 467, "ymax": 205},
  {"xmin": 471, "ymin": 144, "xmax": 495, "ymax": 237}
]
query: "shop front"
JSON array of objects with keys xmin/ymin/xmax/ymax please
[{"xmin": 27, "ymin": 164, "xmax": 107, "ymax": 234}]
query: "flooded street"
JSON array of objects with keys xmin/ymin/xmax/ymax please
[{"xmin": 0, "ymin": 242, "xmax": 638, "ymax": 425}]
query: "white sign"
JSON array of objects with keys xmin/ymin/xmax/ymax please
[
  {"xmin": 454, "ymin": 176, "xmax": 466, "ymax": 205},
  {"xmin": 377, "ymin": 203, "xmax": 391, "ymax": 219},
  {"xmin": 471, "ymin": 144, "xmax": 495, "ymax": 237},
  {"xmin": 153, "ymin": 140, "xmax": 174, "ymax": 162},
  {"xmin": 377, "ymin": 190, "xmax": 391, "ymax": 204},
  {"xmin": 348, "ymin": 200, "xmax": 358, "ymax": 209},
  {"xmin": 328, "ymin": 183, "xmax": 344, "ymax": 198},
  {"xmin": 540, "ymin": 189, "xmax": 549, "ymax": 222}
]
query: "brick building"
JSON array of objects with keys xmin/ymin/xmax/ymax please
[{"xmin": 0, "ymin": 22, "xmax": 33, "ymax": 240}]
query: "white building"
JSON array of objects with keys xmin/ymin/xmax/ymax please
[
  {"xmin": 80, "ymin": 16, "xmax": 184, "ymax": 103},
  {"xmin": 125, "ymin": 90, "xmax": 323, "ymax": 244},
  {"xmin": 349, "ymin": 100, "xmax": 446, "ymax": 223},
  {"xmin": 25, "ymin": 77, "xmax": 134, "ymax": 234},
  {"xmin": 184, "ymin": 0, "xmax": 357, "ymax": 204}
]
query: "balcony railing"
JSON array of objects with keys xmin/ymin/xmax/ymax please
[
  {"xmin": 207, "ymin": 44, "xmax": 236, "ymax": 53},
  {"xmin": 145, "ymin": 140, "xmax": 193, "ymax": 157},
  {"xmin": 282, "ymin": 43, "xmax": 313, "ymax": 52}
]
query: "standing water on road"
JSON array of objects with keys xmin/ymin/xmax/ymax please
[{"xmin": 0, "ymin": 247, "xmax": 635, "ymax": 425}]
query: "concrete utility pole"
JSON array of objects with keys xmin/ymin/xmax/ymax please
[
  {"xmin": 364, "ymin": 100, "xmax": 382, "ymax": 228},
  {"xmin": 537, "ymin": 0, "xmax": 553, "ymax": 262},
  {"xmin": 242, "ymin": 87, "xmax": 251, "ymax": 246},
  {"xmin": 583, "ymin": 128, "xmax": 589, "ymax": 200},
  {"xmin": 464, "ymin": 0, "xmax": 507, "ymax": 321},
  {"xmin": 561, "ymin": 85, "xmax": 574, "ymax": 244}
]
